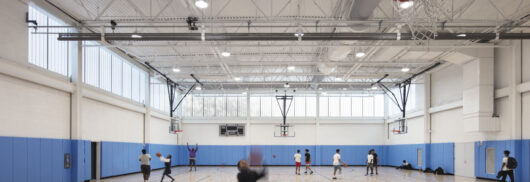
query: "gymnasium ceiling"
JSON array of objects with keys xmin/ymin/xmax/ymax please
[{"xmin": 44, "ymin": 0, "xmax": 530, "ymax": 91}]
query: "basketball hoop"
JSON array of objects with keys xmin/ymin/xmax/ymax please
[{"xmin": 172, "ymin": 130, "xmax": 183, "ymax": 134}]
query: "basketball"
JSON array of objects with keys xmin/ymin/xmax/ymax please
[
  {"xmin": 273, "ymin": 154, "xmax": 276, "ymax": 158},
  {"xmin": 156, "ymin": 152, "xmax": 161, "ymax": 157},
  {"xmin": 343, "ymin": 162, "xmax": 348, "ymax": 167}
]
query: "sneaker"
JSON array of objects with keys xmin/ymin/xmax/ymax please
[
  {"xmin": 370, "ymin": 173, "xmax": 373, "ymax": 176},
  {"xmin": 310, "ymin": 171, "xmax": 313, "ymax": 175},
  {"xmin": 332, "ymin": 177, "xmax": 337, "ymax": 180},
  {"xmin": 365, "ymin": 173, "xmax": 368, "ymax": 176},
  {"xmin": 376, "ymin": 172, "xmax": 379, "ymax": 175}
]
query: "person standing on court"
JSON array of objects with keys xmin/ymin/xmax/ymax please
[
  {"xmin": 294, "ymin": 149, "xmax": 302, "ymax": 175},
  {"xmin": 498, "ymin": 150, "xmax": 516, "ymax": 182},
  {"xmin": 304, "ymin": 149, "xmax": 313, "ymax": 175},
  {"xmin": 138, "ymin": 149, "xmax": 151, "ymax": 182},
  {"xmin": 365, "ymin": 150, "xmax": 375, "ymax": 176},
  {"xmin": 187, "ymin": 142, "xmax": 199, "ymax": 171},
  {"xmin": 332, "ymin": 149, "xmax": 345, "ymax": 180},
  {"xmin": 158, "ymin": 154, "xmax": 175, "ymax": 182},
  {"xmin": 371, "ymin": 149, "xmax": 379, "ymax": 175},
  {"xmin": 237, "ymin": 159, "xmax": 267, "ymax": 182}
]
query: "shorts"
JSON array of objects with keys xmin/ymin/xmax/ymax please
[
  {"xmin": 305, "ymin": 161, "xmax": 311, "ymax": 165},
  {"xmin": 296, "ymin": 162, "xmax": 301, "ymax": 167},
  {"xmin": 140, "ymin": 165, "xmax": 151, "ymax": 180},
  {"xmin": 189, "ymin": 158, "xmax": 196, "ymax": 166},
  {"xmin": 367, "ymin": 163, "xmax": 374, "ymax": 168},
  {"xmin": 334, "ymin": 165, "xmax": 342, "ymax": 171}
]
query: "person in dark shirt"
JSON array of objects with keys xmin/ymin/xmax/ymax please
[
  {"xmin": 237, "ymin": 159, "xmax": 266, "ymax": 182},
  {"xmin": 304, "ymin": 149, "xmax": 313, "ymax": 174},
  {"xmin": 371, "ymin": 149, "xmax": 379, "ymax": 175}
]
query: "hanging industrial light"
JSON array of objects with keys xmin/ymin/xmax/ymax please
[{"xmin": 195, "ymin": 0, "xmax": 208, "ymax": 9}]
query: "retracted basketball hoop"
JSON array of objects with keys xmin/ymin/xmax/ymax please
[{"xmin": 274, "ymin": 88, "xmax": 296, "ymax": 137}]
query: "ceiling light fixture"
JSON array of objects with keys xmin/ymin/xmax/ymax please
[
  {"xmin": 321, "ymin": 92, "xmax": 327, "ymax": 95},
  {"xmin": 401, "ymin": 67, "xmax": 410, "ymax": 72},
  {"xmin": 195, "ymin": 0, "xmax": 208, "ymax": 9},
  {"xmin": 456, "ymin": 33, "xmax": 466, "ymax": 37},
  {"xmin": 131, "ymin": 34, "xmax": 142, "ymax": 38},
  {"xmin": 335, "ymin": 77, "xmax": 343, "ymax": 81},
  {"xmin": 318, "ymin": 87, "xmax": 323, "ymax": 90},
  {"xmin": 172, "ymin": 68, "xmax": 180, "ymax": 72},
  {"xmin": 287, "ymin": 66, "xmax": 296, "ymax": 70},
  {"xmin": 355, "ymin": 52, "xmax": 366, "ymax": 58},
  {"xmin": 195, "ymin": 86, "xmax": 202, "ymax": 90},
  {"xmin": 234, "ymin": 77, "xmax": 241, "ymax": 81},
  {"xmin": 221, "ymin": 51, "xmax": 231, "ymax": 57},
  {"xmin": 284, "ymin": 83, "xmax": 290, "ymax": 88},
  {"xmin": 242, "ymin": 92, "xmax": 247, "ymax": 95},
  {"xmin": 399, "ymin": 1, "xmax": 414, "ymax": 9},
  {"xmin": 371, "ymin": 85, "xmax": 378, "ymax": 90}
]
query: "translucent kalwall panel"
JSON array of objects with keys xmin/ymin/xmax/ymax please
[
  {"xmin": 215, "ymin": 96, "xmax": 226, "ymax": 117},
  {"xmin": 99, "ymin": 49, "xmax": 112, "ymax": 91},
  {"xmin": 352, "ymin": 97, "xmax": 363, "ymax": 117},
  {"xmin": 204, "ymin": 97, "xmax": 216, "ymax": 117},
  {"xmin": 374, "ymin": 94, "xmax": 385, "ymax": 116},
  {"xmin": 260, "ymin": 97, "xmax": 272, "ymax": 117},
  {"xmin": 238, "ymin": 97, "xmax": 247, "ymax": 117},
  {"xmin": 152, "ymin": 82, "xmax": 160, "ymax": 109},
  {"xmin": 227, "ymin": 97, "xmax": 238, "ymax": 117},
  {"xmin": 139, "ymin": 72, "xmax": 146, "ymax": 104},
  {"xmin": 131, "ymin": 68, "xmax": 140, "ymax": 102},
  {"xmin": 340, "ymin": 97, "xmax": 351, "ymax": 117},
  {"xmin": 28, "ymin": 6, "xmax": 48, "ymax": 69},
  {"xmin": 47, "ymin": 18, "xmax": 69, "ymax": 76},
  {"xmin": 192, "ymin": 96, "xmax": 203, "ymax": 117},
  {"xmin": 250, "ymin": 97, "xmax": 260, "ymax": 117},
  {"xmin": 122, "ymin": 63, "xmax": 132, "ymax": 99},
  {"xmin": 182, "ymin": 95, "xmax": 193, "ymax": 117},
  {"xmin": 306, "ymin": 96, "xmax": 316, "ymax": 117},
  {"xmin": 111, "ymin": 56, "xmax": 123, "ymax": 95},
  {"xmin": 319, "ymin": 97, "xmax": 329, "ymax": 117},
  {"xmin": 328, "ymin": 97, "xmax": 340, "ymax": 117},
  {"xmin": 363, "ymin": 97, "xmax": 374, "ymax": 116},
  {"xmin": 83, "ymin": 45, "xmax": 99, "ymax": 87},
  {"xmin": 272, "ymin": 98, "xmax": 282, "ymax": 117},
  {"xmin": 294, "ymin": 97, "xmax": 306, "ymax": 117},
  {"xmin": 161, "ymin": 84, "xmax": 169, "ymax": 112}
]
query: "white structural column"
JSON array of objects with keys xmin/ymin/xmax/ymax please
[
  {"xmin": 71, "ymin": 40, "xmax": 83, "ymax": 139},
  {"xmin": 510, "ymin": 40, "xmax": 522, "ymax": 139},
  {"xmin": 144, "ymin": 72, "xmax": 152, "ymax": 144},
  {"xmin": 461, "ymin": 48, "xmax": 498, "ymax": 132},
  {"xmin": 423, "ymin": 74, "xmax": 432, "ymax": 143}
]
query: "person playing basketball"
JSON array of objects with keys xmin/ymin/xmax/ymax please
[
  {"xmin": 304, "ymin": 149, "xmax": 313, "ymax": 175},
  {"xmin": 365, "ymin": 150, "xmax": 375, "ymax": 176},
  {"xmin": 158, "ymin": 153, "xmax": 174, "ymax": 182},
  {"xmin": 187, "ymin": 142, "xmax": 198, "ymax": 171},
  {"xmin": 294, "ymin": 149, "xmax": 302, "ymax": 175},
  {"xmin": 333, "ymin": 149, "xmax": 346, "ymax": 180},
  {"xmin": 371, "ymin": 149, "xmax": 379, "ymax": 175},
  {"xmin": 138, "ymin": 149, "xmax": 151, "ymax": 182}
]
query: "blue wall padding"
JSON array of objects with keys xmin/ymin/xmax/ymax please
[
  {"xmin": 0, "ymin": 136, "xmax": 74, "ymax": 182},
  {"xmin": 71, "ymin": 140, "xmax": 91, "ymax": 182},
  {"xmin": 429, "ymin": 143, "xmax": 454, "ymax": 174},
  {"xmin": 384, "ymin": 144, "xmax": 427, "ymax": 169},
  {"xmin": 100, "ymin": 141, "xmax": 144, "ymax": 178},
  {"xmin": 475, "ymin": 140, "xmax": 526, "ymax": 182}
]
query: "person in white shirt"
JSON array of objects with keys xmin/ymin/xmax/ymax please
[
  {"xmin": 499, "ymin": 150, "xmax": 515, "ymax": 182},
  {"xmin": 365, "ymin": 150, "xmax": 374, "ymax": 176},
  {"xmin": 294, "ymin": 150, "xmax": 302, "ymax": 175},
  {"xmin": 159, "ymin": 155, "xmax": 174, "ymax": 182},
  {"xmin": 332, "ymin": 149, "xmax": 345, "ymax": 180},
  {"xmin": 138, "ymin": 149, "xmax": 151, "ymax": 182}
]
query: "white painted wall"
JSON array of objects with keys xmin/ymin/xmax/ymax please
[
  {"xmin": 431, "ymin": 64, "xmax": 463, "ymax": 107},
  {"xmin": 82, "ymin": 98, "xmax": 144, "ymax": 143},
  {"xmin": 149, "ymin": 116, "xmax": 178, "ymax": 145},
  {"xmin": 523, "ymin": 40, "xmax": 530, "ymax": 82},
  {"xmin": 523, "ymin": 92, "xmax": 530, "ymax": 139},
  {"xmin": 494, "ymin": 46, "xmax": 512, "ymax": 89},
  {"xmin": 179, "ymin": 121, "xmax": 385, "ymax": 146},
  {"xmin": 0, "ymin": 0, "xmax": 27, "ymax": 63},
  {"xmin": 0, "ymin": 73, "xmax": 70, "ymax": 139}
]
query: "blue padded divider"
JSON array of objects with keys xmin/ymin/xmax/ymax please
[
  {"xmin": 384, "ymin": 144, "xmax": 426, "ymax": 169},
  {"xmin": 148, "ymin": 143, "xmax": 180, "ymax": 169},
  {"xmin": 40, "ymin": 138, "xmax": 53, "ymax": 182},
  {"xmin": 13, "ymin": 137, "xmax": 28, "ymax": 182},
  {"xmin": 522, "ymin": 140, "xmax": 530, "ymax": 182},
  {"xmin": 0, "ymin": 137, "xmax": 13, "ymax": 182},
  {"xmin": 100, "ymin": 141, "xmax": 144, "ymax": 178},
  {"xmin": 84, "ymin": 140, "xmax": 92, "ymax": 181},
  {"xmin": 27, "ymin": 138, "xmax": 41, "ymax": 182},
  {"xmin": 71, "ymin": 140, "xmax": 91, "ymax": 182}
]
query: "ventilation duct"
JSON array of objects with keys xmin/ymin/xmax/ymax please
[{"xmin": 349, "ymin": 0, "xmax": 382, "ymax": 32}]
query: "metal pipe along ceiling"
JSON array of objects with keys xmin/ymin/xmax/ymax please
[{"xmin": 58, "ymin": 33, "xmax": 530, "ymax": 41}]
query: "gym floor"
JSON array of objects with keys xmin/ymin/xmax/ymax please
[{"xmin": 100, "ymin": 166, "xmax": 494, "ymax": 182}]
